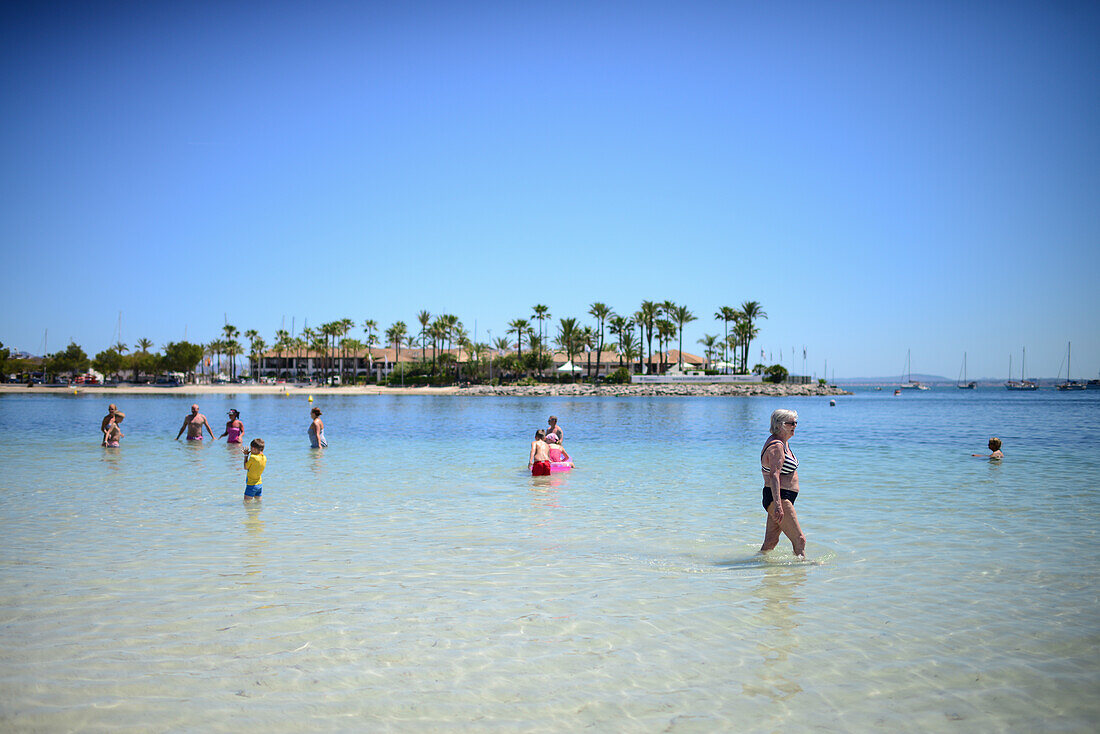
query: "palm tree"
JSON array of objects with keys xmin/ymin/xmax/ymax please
[
  {"xmin": 698, "ymin": 334, "xmax": 719, "ymax": 368},
  {"xmin": 715, "ymin": 306, "xmax": 737, "ymax": 372},
  {"xmin": 244, "ymin": 330, "xmax": 265, "ymax": 380},
  {"xmin": 386, "ymin": 321, "xmax": 408, "ymax": 376},
  {"xmin": 273, "ymin": 329, "xmax": 290, "ymax": 380},
  {"xmin": 341, "ymin": 337, "xmax": 364, "ymax": 383},
  {"xmin": 531, "ymin": 304, "xmax": 550, "ymax": 375},
  {"xmin": 621, "ymin": 335, "xmax": 639, "ymax": 372},
  {"xmin": 656, "ymin": 319, "xmax": 675, "ymax": 373},
  {"xmin": 453, "ymin": 325, "xmax": 469, "ymax": 381},
  {"xmin": 416, "ymin": 311, "xmax": 431, "ymax": 364},
  {"xmin": 672, "ymin": 305, "xmax": 696, "ymax": 370},
  {"xmin": 228, "ymin": 338, "xmax": 244, "ymax": 381},
  {"xmin": 508, "ymin": 318, "xmax": 529, "ymax": 367},
  {"xmin": 633, "ymin": 312, "xmax": 646, "ymax": 374},
  {"xmin": 637, "ymin": 301, "xmax": 658, "ymax": 374},
  {"xmin": 133, "ymin": 337, "xmax": 152, "ymax": 382},
  {"xmin": 300, "ymin": 327, "xmax": 316, "ymax": 381},
  {"xmin": 608, "ymin": 315, "xmax": 630, "ymax": 368},
  {"xmin": 739, "ymin": 301, "xmax": 767, "ymax": 374},
  {"xmin": 441, "ymin": 314, "xmax": 460, "ymax": 355},
  {"xmin": 588, "ymin": 302, "xmax": 612, "ymax": 381},
  {"xmin": 428, "ymin": 317, "xmax": 448, "ymax": 374},
  {"xmin": 243, "ymin": 329, "xmax": 259, "ymax": 379},
  {"xmin": 309, "ymin": 330, "xmax": 328, "ymax": 383},
  {"xmin": 733, "ymin": 320, "xmax": 757, "ymax": 374},
  {"xmin": 291, "ymin": 336, "xmax": 305, "ymax": 381},
  {"xmin": 222, "ymin": 324, "xmax": 239, "ymax": 380},
  {"xmin": 208, "ymin": 339, "xmax": 223, "ymax": 381},
  {"xmin": 360, "ymin": 319, "xmax": 378, "ymax": 383},
  {"xmin": 555, "ymin": 317, "xmax": 579, "ymax": 382},
  {"xmin": 579, "ymin": 326, "xmax": 596, "ymax": 380}
]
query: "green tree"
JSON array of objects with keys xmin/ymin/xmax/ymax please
[
  {"xmin": 672, "ymin": 304, "xmax": 696, "ymax": 370},
  {"xmin": 386, "ymin": 321, "xmax": 408, "ymax": 377},
  {"xmin": 273, "ymin": 329, "xmax": 291, "ymax": 380},
  {"xmin": 531, "ymin": 304, "xmax": 550, "ymax": 375},
  {"xmin": 588, "ymin": 302, "xmax": 612, "ymax": 381},
  {"xmin": 739, "ymin": 301, "xmax": 767, "ymax": 374},
  {"xmin": 607, "ymin": 315, "xmax": 631, "ymax": 368},
  {"xmin": 656, "ymin": 319, "xmax": 675, "ymax": 373},
  {"xmin": 508, "ymin": 318, "xmax": 529, "ymax": 370},
  {"xmin": 637, "ymin": 301, "xmax": 658, "ymax": 374},
  {"xmin": 300, "ymin": 327, "xmax": 317, "ymax": 381},
  {"xmin": 579, "ymin": 326, "xmax": 596, "ymax": 380},
  {"xmin": 92, "ymin": 348, "xmax": 125, "ymax": 380},
  {"xmin": 133, "ymin": 350, "xmax": 162, "ymax": 382},
  {"xmin": 764, "ymin": 364, "xmax": 788, "ymax": 384},
  {"xmin": 244, "ymin": 330, "xmax": 266, "ymax": 381},
  {"xmin": 163, "ymin": 341, "xmax": 204, "ymax": 382},
  {"xmin": 45, "ymin": 342, "xmax": 90, "ymax": 379},
  {"xmin": 341, "ymin": 337, "xmax": 364, "ymax": 383},
  {"xmin": 698, "ymin": 334, "xmax": 719, "ymax": 367},
  {"xmin": 133, "ymin": 337, "xmax": 154, "ymax": 382},
  {"xmin": 555, "ymin": 317, "xmax": 579, "ymax": 382},
  {"xmin": 222, "ymin": 324, "xmax": 240, "ymax": 380},
  {"xmin": 714, "ymin": 306, "xmax": 738, "ymax": 371},
  {"xmin": 416, "ymin": 310, "xmax": 432, "ymax": 363}
]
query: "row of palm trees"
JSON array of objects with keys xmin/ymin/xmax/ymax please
[{"xmin": 209, "ymin": 300, "xmax": 766, "ymax": 384}]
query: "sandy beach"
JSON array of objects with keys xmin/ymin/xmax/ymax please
[{"xmin": 0, "ymin": 382, "xmax": 850, "ymax": 397}]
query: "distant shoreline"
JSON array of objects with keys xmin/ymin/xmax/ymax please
[{"xmin": 0, "ymin": 382, "xmax": 850, "ymax": 397}]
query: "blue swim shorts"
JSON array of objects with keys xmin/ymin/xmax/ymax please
[{"xmin": 244, "ymin": 484, "xmax": 262, "ymax": 497}]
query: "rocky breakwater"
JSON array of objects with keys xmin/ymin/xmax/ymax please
[{"xmin": 460, "ymin": 383, "xmax": 852, "ymax": 397}]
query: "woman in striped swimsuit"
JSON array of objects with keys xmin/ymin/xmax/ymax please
[{"xmin": 760, "ymin": 408, "xmax": 806, "ymax": 558}]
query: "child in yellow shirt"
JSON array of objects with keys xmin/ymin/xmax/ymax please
[{"xmin": 243, "ymin": 438, "xmax": 267, "ymax": 499}]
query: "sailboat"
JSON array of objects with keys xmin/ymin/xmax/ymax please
[
  {"xmin": 899, "ymin": 350, "xmax": 929, "ymax": 390},
  {"xmin": 1056, "ymin": 342, "xmax": 1086, "ymax": 391},
  {"xmin": 1005, "ymin": 348, "xmax": 1038, "ymax": 391},
  {"xmin": 956, "ymin": 353, "xmax": 975, "ymax": 389}
]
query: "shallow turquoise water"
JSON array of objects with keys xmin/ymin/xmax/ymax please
[{"xmin": 1, "ymin": 389, "xmax": 1098, "ymax": 731}]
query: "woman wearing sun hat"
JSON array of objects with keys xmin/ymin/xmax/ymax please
[{"xmin": 219, "ymin": 409, "xmax": 244, "ymax": 443}]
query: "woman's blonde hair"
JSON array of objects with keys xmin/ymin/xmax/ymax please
[{"xmin": 770, "ymin": 408, "xmax": 798, "ymax": 434}]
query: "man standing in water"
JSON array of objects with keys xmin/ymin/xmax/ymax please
[
  {"xmin": 100, "ymin": 404, "xmax": 124, "ymax": 446},
  {"xmin": 175, "ymin": 404, "xmax": 216, "ymax": 441},
  {"xmin": 547, "ymin": 415, "xmax": 563, "ymax": 443}
]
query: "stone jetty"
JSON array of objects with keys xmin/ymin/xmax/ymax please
[{"xmin": 459, "ymin": 382, "xmax": 851, "ymax": 397}]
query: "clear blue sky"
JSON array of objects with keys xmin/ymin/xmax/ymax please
[{"xmin": 2, "ymin": 0, "xmax": 1097, "ymax": 379}]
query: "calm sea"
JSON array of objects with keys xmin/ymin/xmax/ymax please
[{"xmin": 1, "ymin": 388, "xmax": 1097, "ymax": 732}]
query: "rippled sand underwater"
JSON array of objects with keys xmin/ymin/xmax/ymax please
[{"xmin": 1, "ymin": 390, "xmax": 1098, "ymax": 731}]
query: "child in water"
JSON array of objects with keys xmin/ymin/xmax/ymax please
[
  {"xmin": 103, "ymin": 419, "xmax": 123, "ymax": 448},
  {"xmin": 243, "ymin": 438, "xmax": 267, "ymax": 499},
  {"xmin": 973, "ymin": 437, "xmax": 1004, "ymax": 459},
  {"xmin": 529, "ymin": 429, "xmax": 552, "ymax": 476}
]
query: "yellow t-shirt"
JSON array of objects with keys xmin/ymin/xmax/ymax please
[{"xmin": 245, "ymin": 453, "xmax": 267, "ymax": 485}]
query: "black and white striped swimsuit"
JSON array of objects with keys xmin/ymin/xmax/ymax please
[{"xmin": 761, "ymin": 438, "xmax": 798, "ymax": 475}]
